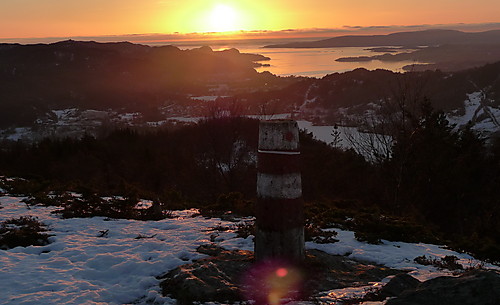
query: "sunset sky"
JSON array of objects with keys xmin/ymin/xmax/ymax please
[{"xmin": 1, "ymin": 0, "xmax": 500, "ymax": 39}]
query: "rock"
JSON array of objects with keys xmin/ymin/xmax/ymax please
[
  {"xmin": 378, "ymin": 273, "xmax": 420, "ymax": 297},
  {"xmin": 303, "ymin": 249, "xmax": 401, "ymax": 293},
  {"xmin": 386, "ymin": 269, "xmax": 500, "ymax": 305},
  {"xmin": 159, "ymin": 245, "xmax": 402, "ymax": 304},
  {"xmin": 159, "ymin": 245, "xmax": 253, "ymax": 304},
  {"xmin": 196, "ymin": 243, "xmax": 224, "ymax": 256}
]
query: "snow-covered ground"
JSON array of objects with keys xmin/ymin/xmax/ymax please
[
  {"xmin": 1, "ymin": 196, "xmax": 498, "ymax": 305},
  {"xmin": 2, "ymin": 127, "xmax": 32, "ymax": 142},
  {"xmin": 297, "ymin": 121, "xmax": 363, "ymax": 148},
  {"xmin": 3, "ymin": 88, "xmax": 500, "ymax": 144},
  {"xmin": 191, "ymin": 96, "xmax": 229, "ymax": 102},
  {"xmin": 296, "ymin": 121, "xmax": 391, "ymax": 160},
  {"xmin": 448, "ymin": 91, "xmax": 500, "ymax": 135}
]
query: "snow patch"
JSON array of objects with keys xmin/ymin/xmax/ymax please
[
  {"xmin": 0, "ymin": 197, "xmax": 249, "ymax": 305},
  {"xmin": 307, "ymin": 230, "xmax": 498, "ymax": 282},
  {"xmin": 191, "ymin": 96, "xmax": 229, "ymax": 102},
  {"xmin": 1, "ymin": 194, "xmax": 498, "ymax": 304},
  {"xmin": 448, "ymin": 92, "xmax": 500, "ymax": 135}
]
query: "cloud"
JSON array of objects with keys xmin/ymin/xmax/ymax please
[{"xmin": 4, "ymin": 22, "xmax": 500, "ymax": 45}]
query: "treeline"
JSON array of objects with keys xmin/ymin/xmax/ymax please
[
  {"xmin": 312, "ymin": 62, "xmax": 500, "ymax": 113},
  {"xmin": 0, "ymin": 117, "xmax": 372, "ymax": 205},
  {"xmin": 0, "ymin": 115, "xmax": 499, "ymax": 261},
  {"xmin": 236, "ymin": 61, "xmax": 500, "ymax": 125},
  {"xmin": 0, "ymin": 118, "xmax": 260, "ymax": 204},
  {"xmin": 368, "ymin": 100, "xmax": 500, "ymax": 261}
]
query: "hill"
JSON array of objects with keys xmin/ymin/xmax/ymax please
[
  {"xmin": 1, "ymin": 39, "xmax": 500, "ymax": 141},
  {"xmin": 264, "ymin": 29, "xmax": 500, "ymax": 72},
  {"xmin": 0, "ymin": 40, "xmax": 273, "ymax": 129},
  {"xmin": 264, "ymin": 29, "xmax": 500, "ymax": 48}
]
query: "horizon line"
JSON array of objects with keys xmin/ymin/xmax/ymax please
[{"xmin": 2, "ymin": 22, "xmax": 500, "ymax": 45}]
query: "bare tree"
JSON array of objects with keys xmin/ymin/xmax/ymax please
[
  {"xmin": 330, "ymin": 124, "xmax": 342, "ymax": 148},
  {"xmin": 199, "ymin": 97, "xmax": 255, "ymax": 197},
  {"xmin": 344, "ymin": 71, "xmax": 430, "ymax": 162}
]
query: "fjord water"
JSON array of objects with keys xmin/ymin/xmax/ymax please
[
  {"xmin": 243, "ymin": 46, "xmax": 419, "ymax": 77},
  {"xmin": 170, "ymin": 40, "xmax": 420, "ymax": 77}
]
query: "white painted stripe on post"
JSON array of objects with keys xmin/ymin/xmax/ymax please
[
  {"xmin": 258, "ymin": 149, "xmax": 300, "ymax": 155},
  {"xmin": 257, "ymin": 173, "xmax": 302, "ymax": 199},
  {"xmin": 258, "ymin": 120, "xmax": 299, "ymax": 151}
]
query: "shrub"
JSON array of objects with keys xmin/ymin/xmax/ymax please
[
  {"xmin": 306, "ymin": 203, "xmax": 440, "ymax": 245},
  {"xmin": 0, "ymin": 216, "xmax": 52, "ymax": 249},
  {"xmin": 157, "ymin": 189, "xmax": 190, "ymax": 210},
  {"xmin": 304, "ymin": 223, "xmax": 338, "ymax": 244},
  {"xmin": 201, "ymin": 192, "xmax": 254, "ymax": 217},
  {"xmin": 0, "ymin": 177, "xmax": 50, "ymax": 196},
  {"xmin": 204, "ymin": 221, "xmax": 255, "ymax": 239},
  {"xmin": 414, "ymin": 255, "xmax": 463, "ymax": 271},
  {"xmin": 22, "ymin": 191, "xmax": 75, "ymax": 207},
  {"xmin": 352, "ymin": 213, "xmax": 439, "ymax": 245},
  {"xmin": 53, "ymin": 194, "xmax": 171, "ymax": 221},
  {"xmin": 449, "ymin": 235, "xmax": 500, "ymax": 264},
  {"xmin": 235, "ymin": 220, "xmax": 255, "ymax": 239}
]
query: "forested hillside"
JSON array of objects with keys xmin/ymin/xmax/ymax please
[
  {"xmin": 1, "ymin": 116, "xmax": 499, "ymax": 262},
  {"xmin": 0, "ymin": 40, "xmax": 276, "ymax": 128},
  {"xmin": 2, "ymin": 40, "xmax": 500, "ymax": 138}
]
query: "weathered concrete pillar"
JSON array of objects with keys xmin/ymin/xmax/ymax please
[{"xmin": 255, "ymin": 120, "xmax": 304, "ymax": 262}]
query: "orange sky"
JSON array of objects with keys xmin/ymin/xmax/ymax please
[{"xmin": 1, "ymin": 0, "xmax": 500, "ymax": 39}]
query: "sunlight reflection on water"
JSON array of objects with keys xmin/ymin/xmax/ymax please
[
  {"xmin": 247, "ymin": 46, "xmax": 420, "ymax": 77},
  {"xmin": 170, "ymin": 39, "xmax": 423, "ymax": 78},
  {"xmin": 0, "ymin": 34, "xmax": 430, "ymax": 82}
]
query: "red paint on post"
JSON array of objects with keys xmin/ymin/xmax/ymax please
[{"xmin": 284, "ymin": 131, "xmax": 295, "ymax": 142}]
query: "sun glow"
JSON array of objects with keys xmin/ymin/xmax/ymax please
[
  {"xmin": 207, "ymin": 4, "xmax": 240, "ymax": 32},
  {"xmin": 160, "ymin": 1, "xmax": 279, "ymax": 35}
]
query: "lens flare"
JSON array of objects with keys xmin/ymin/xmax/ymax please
[
  {"xmin": 276, "ymin": 267, "xmax": 288, "ymax": 277},
  {"xmin": 243, "ymin": 259, "xmax": 303, "ymax": 304}
]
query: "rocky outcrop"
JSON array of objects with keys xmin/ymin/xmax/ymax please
[
  {"xmin": 378, "ymin": 273, "xmax": 421, "ymax": 298},
  {"xmin": 159, "ymin": 244, "xmax": 500, "ymax": 305},
  {"xmin": 303, "ymin": 249, "xmax": 400, "ymax": 293},
  {"xmin": 158, "ymin": 244, "xmax": 401, "ymax": 304},
  {"xmin": 386, "ymin": 269, "xmax": 500, "ymax": 305},
  {"xmin": 158, "ymin": 245, "xmax": 252, "ymax": 304}
]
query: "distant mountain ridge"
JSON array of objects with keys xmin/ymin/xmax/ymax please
[
  {"xmin": 1, "ymin": 39, "xmax": 500, "ymax": 141},
  {"xmin": 264, "ymin": 29, "xmax": 500, "ymax": 48},
  {"xmin": 0, "ymin": 40, "xmax": 271, "ymax": 128}
]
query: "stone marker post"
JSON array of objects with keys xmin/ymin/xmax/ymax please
[{"xmin": 255, "ymin": 120, "xmax": 304, "ymax": 262}]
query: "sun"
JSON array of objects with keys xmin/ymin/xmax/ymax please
[{"xmin": 207, "ymin": 4, "xmax": 240, "ymax": 32}]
